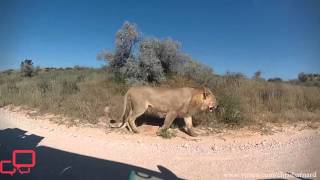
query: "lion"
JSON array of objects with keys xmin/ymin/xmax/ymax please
[{"xmin": 112, "ymin": 86, "xmax": 218, "ymax": 136}]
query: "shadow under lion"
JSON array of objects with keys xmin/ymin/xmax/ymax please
[
  {"xmin": 0, "ymin": 128, "xmax": 183, "ymax": 180},
  {"xmin": 110, "ymin": 112, "xmax": 197, "ymax": 137}
]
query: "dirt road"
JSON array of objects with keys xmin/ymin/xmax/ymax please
[{"xmin": 0, "ymin": 107, "xmax": 319, "ymax": 180}]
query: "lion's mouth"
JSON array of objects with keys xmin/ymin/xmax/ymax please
[{"xmin": 209, "ymin": 107, "xmax": 214, "ymax": 112}]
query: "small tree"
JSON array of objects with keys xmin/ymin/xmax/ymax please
[
  {"xmin": 253, "ymin": 71, "xmax": 261, "ymax": 79},
  {"xmin": 267, "ymin": 77, "xmax": 282, "ymax": 82},
  {"xmin": 252, "ymin": 70, "xmax": 264, "ymax": 80},
  {"xmin": 98, "ymin": 21, "xmax": 215, "ymax": 84},
  {"xmin": 20, "ymin": 59, "xmax": 34, "ymax": 77},
  {"xmin": 139, "ymin": 39, "xmax": 165, "ymax": 83},
  {"xmin": 98, "ymin": 21, "xmax": 140, "ymax": 77},
  {"xmin": 157, "ymin": 38, "xmax": 180, "ymax": 74},
  {"xmin": 119, "ymin": 57, "xmax": 142, "ymax": 84},
  {"xmin": 298, "ymin": 72, "xmax": 308, "ymax": 82},
  {"xmin": 176, "ymin": 55, "xmax": 213, "ymax": 85}
]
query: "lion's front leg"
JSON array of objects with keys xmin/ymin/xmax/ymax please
[
  {"xmin": 184, "ymin": 116, "xmax": 198, "ymax": 137},
  {"xmin": 157, "ymin": 111, "xmax": 177, "ymax": 135}
]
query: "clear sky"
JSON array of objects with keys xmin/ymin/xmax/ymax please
[{"xmin": 1, "ymin": 0, "xmax": 319, "ymax": 80}]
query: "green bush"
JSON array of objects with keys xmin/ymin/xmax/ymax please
[
  {"xmin": 20, "ymin": 59, "xmax": 35, "ymax": 77},
  {"xmin": 98, "ymin": 21, "xmax": 215, "ymax": 84},
  {"xmin": 215, "ymin": 93, "xmax": 244, "ymax": 125},
  {"xmin": 157, "ymin": 129, "xmax": 177, "ymax": 139}
]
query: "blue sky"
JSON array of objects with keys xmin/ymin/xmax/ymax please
[{"xmin": 1, "ymin": 0, "xmax": 319, "ymax": 80}]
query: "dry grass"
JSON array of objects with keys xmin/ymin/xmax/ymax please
[
  {"xmin": 0, "ymin": 68, "xmax": 127, "ymax": 124},
  {"xmin": 0, "ymin": 68, "xmax": 319, "ymax": 129}
]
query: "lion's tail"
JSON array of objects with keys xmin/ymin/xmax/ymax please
[{"xmin": 111, "ymin": 92, "xmax": 131, "ymax": 129}]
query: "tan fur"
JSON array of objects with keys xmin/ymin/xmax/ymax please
[
  {"xmin": 191, "ymin": 93, "xmax": 204, "ymax": 106},
  {"xmin": 113, "ymin": 86, "xmax": 217, "ymax": 136}
]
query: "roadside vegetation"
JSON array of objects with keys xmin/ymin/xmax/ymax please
[{"xmin": 0, "ymin": 21, "xmax": 319, "ymax": 131}]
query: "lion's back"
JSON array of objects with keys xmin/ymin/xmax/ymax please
[
  {"xmin": 127, "ymin": 86, "xmax": 196, "ymax": 114},
  {"xmin": 127, "ymin": 86, "xmax": 193, "ymax": 100}
]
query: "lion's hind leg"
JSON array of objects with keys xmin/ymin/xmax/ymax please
[
  {"xmin": 119, "ymin": 122, "xmax": 133, "ymax": 132},
  {"xmin": 128, "ymin": 108, "xmax": 146, "ymax": 133}
]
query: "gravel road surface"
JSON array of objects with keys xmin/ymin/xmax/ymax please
[{"xmin": 0, "ymin": 107, "xmax": 319, "ymax": 180}]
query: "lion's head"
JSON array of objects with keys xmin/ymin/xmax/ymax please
[
  {"xmin": 202, "ymin": 88, "xmax": 218, "ymax": 112},
  {"xmin": 192, "ymin": 87, "xmax": 218, "ymax": 112}
]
